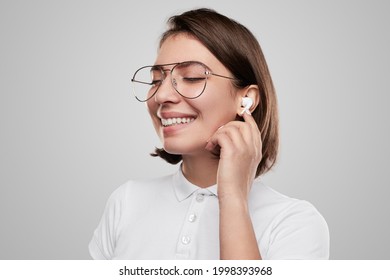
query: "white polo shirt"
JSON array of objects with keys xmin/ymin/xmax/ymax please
[{"xmin": 89, "ymin": 168, "xmax": 329, "ymax": 259}]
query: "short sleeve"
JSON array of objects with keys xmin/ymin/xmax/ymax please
[
  {"xmin": 89, "ymin": 185, "xmax": 127, "ymax": 260},
  {"xmin": 265, "ymin": 201, "xmax": 330, "ymax": 260}
]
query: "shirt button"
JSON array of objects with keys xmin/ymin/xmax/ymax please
[
  {"xmin": 181, "ymin": 236, "xmax": 191, "ymax": 245},
  {"xmin": 188, "ymin": 213, "xmax": 197, "ymax": 223},
  {"xmin": 196, "ymin": 193, "xmax": 205, "ymax": 202}
]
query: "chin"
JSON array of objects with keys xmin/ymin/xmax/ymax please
[
  {"xmin": 163, "ymin": 145, "xmax": 190, "ymax": 155},
  {"xmin": 162, "ymin": 140, "xmax": 205, "ymax": 156},
  {"xmin": 162, "ymin": 146, "xmax": 182, "ymax": 155}
]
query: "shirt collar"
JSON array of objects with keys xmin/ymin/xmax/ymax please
[{"xmin": 173, "ymin": 166, "xmax": 218, "ymax": 202}]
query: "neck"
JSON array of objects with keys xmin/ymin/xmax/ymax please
[{"xmin": 181, "ymin": 152, "xmax": 219, "ymax": 188}]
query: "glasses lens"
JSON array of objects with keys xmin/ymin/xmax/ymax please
[
  {"xmin": 131, "ymin": 62, "xmax": 208, "ymax": 102},
  {"xmin": 173, "ymin": 62, "xmax": 207, "ymax": 99},
  {"xmin": 131, "ymin": 66, "xmax": 163, "ymax": 102}
]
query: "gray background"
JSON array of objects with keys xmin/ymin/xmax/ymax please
[{"xmin": 0, "ymin": 0, "xmax": 389, "ymax": 259}]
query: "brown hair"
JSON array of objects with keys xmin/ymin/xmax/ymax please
[{"xmin": 151, "ymin": 8, "xmax": 279, "ymax": 177}]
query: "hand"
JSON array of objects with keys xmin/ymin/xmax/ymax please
[{"xmin": 205, "ymin": 111, "xmax": 263, "ymax": 201}]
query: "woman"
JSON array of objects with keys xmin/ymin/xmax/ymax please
[{"xmin": 89, "ymin": 8, "xmax": 329, "ymax": 260}]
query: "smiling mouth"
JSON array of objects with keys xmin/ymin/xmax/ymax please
[{"xmin": 161, "ymin": 117, "xmax": 195, "ymax": 127}]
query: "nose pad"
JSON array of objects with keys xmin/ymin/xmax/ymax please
[
  {"xmin": 154, "ymin": 74, "xmax": 180, "ymax": 104},
  {"xmin": 172, "ymin": 77, "xmax": 178, "ymax": 88}
]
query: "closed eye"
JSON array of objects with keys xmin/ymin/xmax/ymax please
[
  {"xmin": 132, "ymin": 79, "xmax": 154, "ymax": 85},
  {"xmin": 182, "ymin": 77, "xmax": 206, "ymax": 83},
  {"xmin": 151, "ymin": 80, "xmax": 162, "ymax": 86}
]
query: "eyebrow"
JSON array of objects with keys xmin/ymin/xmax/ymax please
[
  {"xmin": 157, "ymin": 61, "xmax": 211, "ymax": 73},
  {"xmin": 150, "ymin": 65, "xmax": 162, "ymax": 71},
  {"xmin": 153, "ymin": 62, "xmax": 181, "ymax": 68}
]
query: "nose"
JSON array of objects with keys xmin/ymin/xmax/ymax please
[{"xmin": 153, "ymin": 72, "xmax": 181, "ymax": 104}]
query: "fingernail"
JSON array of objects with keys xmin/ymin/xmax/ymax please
[
  {"xmin": 205, "ymin": 141, "xmax": 213, "ymax": 150},
  {"xmin": 239, "ymin": 108, "xmax": 252, "ymax": 116}
]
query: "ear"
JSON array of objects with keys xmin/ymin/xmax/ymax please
[{"xmin": 236, "ymin": 85, "xmax": 260, "ymax": 115}]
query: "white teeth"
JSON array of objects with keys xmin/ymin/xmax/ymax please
[{"xmin": 161, "ymin": 117, "xmax": 195, "ymax": 127}]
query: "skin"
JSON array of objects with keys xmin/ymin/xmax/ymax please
[{"xmin": 146, "ymin": 33, "xmax": 263, "ymax": 259}]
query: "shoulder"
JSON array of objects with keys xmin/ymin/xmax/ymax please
[
  {"xmin": 110, "ymin": 173, "xmax": 174, "ymax": 198},
  {"xmin": 98, "ymin": 173, "xmax": 177, "ymax": 230},
  {"xmin": 250, "ymin": 180, "xmax": 326, "ymax": 221},
  {"xmin": 250, "ymin": 180, "xmax": 330, "ymax": 259},
  {"xmin": 249, "ymin": 180, "xmax": 304, "ymax": 215}
]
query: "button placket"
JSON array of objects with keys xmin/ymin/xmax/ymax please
[
  {"xmin": 181, "ymin": 236, "xmax": 191, "ymax": 245},
  {"xmin": 196, "ymin": 193, "xmax": 205, "ymax": 202},
  {"xmin": 188, "ymin": 213, "xmax": 197, "ymax": 223},
  {"xmin": 175, "ymin": 190, "xmax": 210, "ymax": 259}
]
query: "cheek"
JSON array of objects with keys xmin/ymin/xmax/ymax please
[
  {"xmin": 146, "ymin": 98, "xmax": 160, "ymax": 116},
  {"xmin": 146, "ymin": 101, "xmax": 160, "ymax": 128},
  {"xmin": 146, "ymin": 101, "xmax": 154, "ymax": 116},
  {"xmin": 194, "ymin": 91, "xmax": 237, "ymax": 124}
]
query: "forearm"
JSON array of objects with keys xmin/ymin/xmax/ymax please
[{"xmin": 219, "ymin": 196, "xmax": 262, "ymax": 260}]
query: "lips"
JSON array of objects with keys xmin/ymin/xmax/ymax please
[
  {"xmin": 157, "ymin": 111, "xmax": 197, "ymax": 133},
  {"xmin": 158, "ymin": 112, "xmax": 197, "ymax": 124},
  {"xmin": 161, "ymin": 117, "xmax": 195, "ymax": 127}
]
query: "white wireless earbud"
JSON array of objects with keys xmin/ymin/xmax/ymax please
[{"xmin": 240, "ymin": 97, "xmax": 253, "ymax": 115}]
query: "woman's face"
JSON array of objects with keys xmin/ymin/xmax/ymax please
[{"xmin": 146, "ymin": 33, "xmax": 240, "ymax": 157}]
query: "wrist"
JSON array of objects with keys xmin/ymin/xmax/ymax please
[{"xmin": 218, "ymin": 192, "xmax": 249, "ymax": 212}]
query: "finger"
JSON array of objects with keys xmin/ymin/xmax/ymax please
[
  {"xmin": 206, "ymin": 125, "xmax": 242, "ymax": 148},
  {"xmin": 241, "ymin": 109, "xmax": 258, "ymax": 131},
  {"xmin": 241, "ymin": 112, "xmax": 264, "ymax": 159},
  {"xmin": 226, "ymin": 113, "xmax": 257, "ymax": 136},
  {"xmin": 205, "ymin": 131, "xmax": 235, "ymax": 156},
  {"xmin": 218, "ymin": 121, "xmax": 258, "ymax": 148},
  {"xmin": 216, "ymin": 121, "xmax": 253, "ymax": 147},
  {"xmin": 242, "ymin": 111, "xmax": 262, "ymax": 143},
  {"xmin": 209, "ymin": 126, "xmax": 261, "ymax": 164},
  {"xmin": 217, "ymin": 125, "xmax": 247, "ymax": 149}
]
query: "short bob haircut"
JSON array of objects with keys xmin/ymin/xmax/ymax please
[{"xmin": 151, "ymin": 8, "xmax": 279, "ymax": 178}]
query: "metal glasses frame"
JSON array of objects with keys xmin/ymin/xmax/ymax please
[{"xmin": 131, "ymin": 61, "xmax": 237, "ymax": 102}]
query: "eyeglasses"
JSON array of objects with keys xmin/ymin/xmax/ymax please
[{"xmin": 131, "ymin": 61, "xmax": 236, "ymax": 102}]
